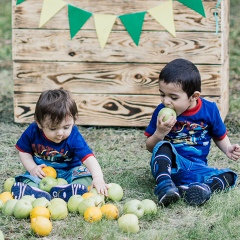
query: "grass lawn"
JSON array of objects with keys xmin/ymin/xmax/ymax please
[{"xmin": 0, "ymin": 0, "xmax": 240, "ymax": 239}]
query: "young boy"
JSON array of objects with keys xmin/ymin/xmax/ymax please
[
  {"xmin": 145, "ymin": 58, "xmax": 240, "ymax": 207},
  {"xmin": 12, "ymin": 89, "xmax": 108, "ymax": 201}
]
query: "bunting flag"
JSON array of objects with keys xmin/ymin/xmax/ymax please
[
  {"xmin": 148, "ymin": 0, "xmax": 176, "ymax": 37},
  {"xmin": 119, "ymin": 11, "xmax": 146, "ymax": 46},
  {"xmin": 16, "ymin": 0, "xmax": 25, "ymax": 4},
  {"xmin": 177, "ymin": 0, "xmax": 206, "ymax": 17},
  {"xmin": 93, "ymin": 14, "xmax": 116, "ymax": 49},
  {"xmin": 16, "ymin": 0, "xmax": 207, "ymax": 48},
  {"xmin": 68, "ymin": 5, "xmax": 92, "ymax": 39},
  {"xmin": 39, "ymin": 0, "xmax": 67, "ymax": 28}
]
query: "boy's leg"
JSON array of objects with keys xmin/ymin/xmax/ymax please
[
  {"xmin": 72, "ymin": 176, "xmax": 92, "ymax": 188},
  {"xmin": 178, "ymin": 172, "xmax": 236, "ymax": 206},
  {"xmin": 49, "ymin": 166, "xmax": 90, "ymax": 201},
  {"xmin": 205, "ymin": 172, "xmax": 235, "ymax": 192},
  {"xmin": 151, "ymin": 142, "xmax": 180, "ymax": 207}
]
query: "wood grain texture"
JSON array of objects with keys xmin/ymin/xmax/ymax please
[
  {"xmin": 14, "ymin": 61, "xmax": 222, "ymax": 96},
  {"xmin": 12, "ymin": 30, "xmax": 222, "ymax": 64},
  {"xmin": 14, "ymin": 93, "xmax": 223, "ymax": 126}
]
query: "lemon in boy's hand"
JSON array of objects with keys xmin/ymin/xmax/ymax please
[
  {"xmin": 158, "ymin": 107, "xmax": 176, "ymax": 122},
  {"xmin": 42, "ymin": 166, "xmax": 57, "ymax": 178}
]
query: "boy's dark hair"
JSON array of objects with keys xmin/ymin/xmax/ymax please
[
  {"xmin": 159, "ymin": 58, "xmax": 201, "ymax": 98},
  {"xmin": 34, "ymin": 89, "xmax": 78, "ymax": 127}
]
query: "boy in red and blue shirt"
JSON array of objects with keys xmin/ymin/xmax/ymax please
[
  {"xmin": 12, "ymin": 89, "xmax": 108, "ymax": 201},
  {"xmin": 145, "ymin": 58, "xmax": 240, "ymax": 207}
]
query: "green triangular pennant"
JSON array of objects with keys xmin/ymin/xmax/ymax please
[
  {"xmin": 16, "ymin": 0, "xmax": 26, "ymax": 5},
  {"xmin": 119, "ymin": 11, "xmax": 146, "ymax": 46},
  {"xmin": 68, "ymin": 4, "xmax": 92, "ymax": 39},
  {"xmin": 178, "ymin": 0, "xmax": 205, "ymax": 17}
]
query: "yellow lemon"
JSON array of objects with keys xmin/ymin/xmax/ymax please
[
  {"xmin": 31, "ymin": 216, "xmax": 52, "ymax": 236},
  {"xmin": 30, "ymin": 206, "xmax": 51, "ymax": 219}
]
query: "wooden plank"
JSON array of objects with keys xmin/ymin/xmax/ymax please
[
  {"xmin": 13, "ymin": 61, "xmax": 222, "ymax": 96},
  {"xmin": 14, "ymin": 93, "xmax": 223, "ymax": 126},
  {"xmin": 12, "ymin": 1, "xmax": 220, "ymax": 32},
  {"xmin": 12, "ymin": 30, "xmax": 222, "ymax": 64}
]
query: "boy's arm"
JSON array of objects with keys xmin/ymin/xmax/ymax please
[
  {"xmin": 214, "ymin": 136, "xmax": 240, "ymax": 161},
  {"xmin": 146, "ymin": 115, "xmax": 176, "ymax": 153},
  {"xmin": 19, "ymin": 151, "xmax": 46, "ymax": 178},
  {"xmin": 146, "ymin": 131, "xmax": 165, "ymax": 153},
  {"xmin": 83, "ymin": 155, "xmax": 108, "ymax": 195}
]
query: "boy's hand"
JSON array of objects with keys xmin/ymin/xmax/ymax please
[
  {"xmin": 91, "ymin": 176, "xmax": 109, "ymax": 196},
  {"xmin": 226, "ymin": 144, "xmax": 240, "ymax": 161},
  {"xmin": 29, "ymin": 164, "xmax": 47, "ymax": 179},
  {"xmin": 157, "ymin": 115, "xmax": 176, "ymax": 135}
]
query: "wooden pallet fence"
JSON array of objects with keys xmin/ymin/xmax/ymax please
[{"xmin": 12, "ymin": 0, "xmax": 229, "ymax": 126}]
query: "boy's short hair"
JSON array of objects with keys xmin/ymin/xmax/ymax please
[
  {"xmin": 159, "ymin": 58, "xmax": 201, "ymax": 98},
  {"xmin": 34, "ymin": 89, "xmax": 78, "ymax": 127}
]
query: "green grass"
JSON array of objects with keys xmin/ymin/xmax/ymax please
[{"xmin": 1, "ymin": 0, "xmax": 240, "ymax": 239}]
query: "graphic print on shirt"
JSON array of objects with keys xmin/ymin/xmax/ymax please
[
  {"xmin": 32, "ymin": 143, "xmax": 71, "ymax": 162},
  {"xmin": 165, "ymin": 120, "xmax": 209, "ymax": 157}
]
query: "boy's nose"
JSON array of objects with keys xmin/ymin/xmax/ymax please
[{"xmin": 56, "ymin": 129, "xmax": 63, "ymax": 135}]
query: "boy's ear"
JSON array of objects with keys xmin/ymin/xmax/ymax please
[
  {"xmin": 191, "ymin": 91, "xmax": 200, "ymax": 100},
  {"xmin": 36, "ymin": 121, "xmax": 42, "ymax": 129}
]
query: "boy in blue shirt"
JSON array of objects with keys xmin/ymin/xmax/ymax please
[
  {"xmin": 145, "ymin": 58, "xmax": 240, "ymax": 207},
  {"xmin": 12, "ymin": 89, "xmax": 108, "ymax": 201}
]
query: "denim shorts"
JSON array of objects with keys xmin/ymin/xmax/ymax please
[
  {"xmin": 150, "ymin": 141, "xmax": 238, "ymax": 187},
  {"xmin": 15, "ymin": 156, "xmax": 92, "ymax": 185}
]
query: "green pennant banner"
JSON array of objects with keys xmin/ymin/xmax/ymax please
[
  {"xmin": 177, "ymin": 0, "xmax": 205, "ymax": 17},
  {"xmin": 119, "ymin": 11, "xmax": 146, "ymax": 46},
  {"xmin": 16, "ymin": 0, "xmax": 26, "ymax": 5},
  {"xmin": 68, "ymin": 5, "xmax": 92, "ymax": 39}
]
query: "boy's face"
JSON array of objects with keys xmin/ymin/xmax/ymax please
[
  {"xmin": 159, "ymin": 81, "xmax": 198, "ymax": 116},
  {"xmin": 39, "ymin": 116, "xmax": 74, "ymax": 143}
]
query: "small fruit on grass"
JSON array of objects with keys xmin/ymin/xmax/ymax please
[
  {"xmin": 21, "ymin": 195, "xmax": 36, "ymax": 203},
  {"xmin": 39, "ymin": 177, "xmax": 58, "ymax": 192},
  {"xmin": 49, "ymin": 198, "xmax": 67, "ymax": 206},
  {"xmin": 2, "ymin": 199, "xmax": 18, "ymax": 216},
  {"xmin": 84, "ymin": 206, "xmax": 102, "ymax": 223},
  {"xmin": 118, "ymin": 214, "xmax": 139, "ymax": 233},
  {"xmin": 78, "ymin": 197, "xmax": 96, "ymax": 215},
  {"xmin": 31, "ymin": 216, "xmax": 52, "ymax": 237},
  {"xmin": 82, "ymin": 192, "xmax": 95, "ymax": 199},
  {"xmin": 3, "ymin": 177, "xmax": 15, "ymax": 192},
  {"xmin": 30, "ymin": 206, "xmax": 50, "ymax": 219},
  {"xmin": 123, "ymin": 199, "xmax": 144, "ymax": 218},
  {"xmin": 67, "ymin": 195, "xmax": 84, "ymax": 213},
  {"xmin": 107, "ymin": 183, "xmax": 123, "ymax": 202},
  {"xmin": 48, "ymin": 202, "xmax": 68, "ymax": 220},
  {"xmin": 42, "ymin": 166, "xmax": 57, "ymax": 178},
  {"xmin": 0, "ymin": 192, "xmax": 13, "ymax": 203},
  {"xmin": 141, "ymin": 199, "xmax": 158, "ymax": 215},
  {"xmin": 158, "ymin": 107, "xmax": 176, "ymax": 122},
  {"xmin": 100, "ymin": 203, "xmax": 119, "ymax": 220},
  {"xmin": 56, "ymin": 178, "xmax": 68, "ymax": 185},
  {"xmin": 13, "ymin": 199, "xmax": 33, "ymax": 219},
  {"xmin": 32, "ymin": 197, "xmax": 50, "ymax": 208}
]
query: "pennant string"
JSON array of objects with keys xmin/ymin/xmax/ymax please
[
  {"xmin": 15, "ymin": 0, "xmax": 209, "ymax": 48},
  {"xmin": 214, "ymin": 0, "xmax": 222, "ymax": 34}
]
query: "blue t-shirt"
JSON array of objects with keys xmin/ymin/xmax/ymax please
[
  {"xmin": 145, "ymin": 98, "xmax": 227, "ymax": 164},
  {"xmin": 15, "ymin": 123, "xmax": 94, "ymax": 170}
]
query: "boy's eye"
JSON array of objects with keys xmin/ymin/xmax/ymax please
[
  {"xmin": 50, "ymin": 128, "xmax": 56, "ymax": 131},
  {"xmin": 171, "ymin": 97, "xmax": 178, "ymax": 100},
  {"xmin": 64, "ymin": 126, "xmax": 70, "ymax": 130}
]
